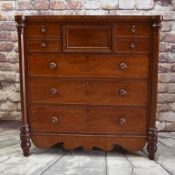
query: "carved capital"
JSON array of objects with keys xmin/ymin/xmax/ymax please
[
  {"xmin": 152, "ymin": 16, "xmax": 163, "ymax": 33},
  {"xmin": 147, "ymin": 127, "xmax": 157, "ymax": 160},
  {"xmin": 16, "ymin": 23, "xmax": 25, "ymax": 34},
  {"xmin": 152, "ymin": 22, "xmax": 162, "ymax": 29},
  {"xmin": 15, "ymin": 15, "xmax": 25, "ymax": 34}
]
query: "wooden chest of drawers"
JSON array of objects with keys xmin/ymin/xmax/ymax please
[{"xmin": 15, "ymin": 15, "xmax": 162, "ymax": 160}]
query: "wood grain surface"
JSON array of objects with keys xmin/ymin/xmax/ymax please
[{"xmin": 15, "ymin": 15, "xmax": 162, "ymax": 159}]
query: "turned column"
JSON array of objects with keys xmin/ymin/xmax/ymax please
[
  {"xmin": 16, "ymin": 16, "xmax": 31, "ymax": 156},
  {"xmin": 147, "ymin": 16, "xmax": 162, "ymax": 160}
]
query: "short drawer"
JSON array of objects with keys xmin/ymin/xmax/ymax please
[
  {"xmin": 26, "ymin": 23, "xmax": 61, "ymax": 37},
  {"xmin": 28, "ymin": 54, "xmax": 149, "ymax": 78},
  {"xmin": 115, "ymin": 38, "xmax": 150, "ymax": 53},
  {"xmin": 116, "ymin": 22, "xmax": 150, "ymax": 37},
  {"xmin": 29, "ymin": 78, "xmax": 148, "ymax": 105},
  {"xmin": 30, "ymin": 105, "xmax": 147, "ymax": 134},
  {"xmin": 27, "ymin": 39, "xmax": 61, "ymax": 52}
]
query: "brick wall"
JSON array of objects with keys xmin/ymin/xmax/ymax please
[{"xmin": 0, "ymin": 0, "xmax": 175, "ymax": 131}]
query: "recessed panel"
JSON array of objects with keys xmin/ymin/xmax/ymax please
[{"xmin": 63, "ymin": 25, "xmax": 112, "ymax": 52}]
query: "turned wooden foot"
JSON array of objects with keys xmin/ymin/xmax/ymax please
[
  {"xmin": 147, "ymin": 127, "xmax": 157, "ymax": 160},
  {"xmin": 20, "ymin": 125, "xmax": 31, "ymax": 156}
]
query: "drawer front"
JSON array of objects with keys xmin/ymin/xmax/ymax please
[
  {"xmin": 63, "ymin": 25, "xmax": 112, "ymax": 53},
  {"xmin": 116, "ymin": 22, "xmax": 150, "ymax": 37},
  {"xmin": 28, "ymin": 54, "xmax": 149, "ymax": 78},
  {"xmin": 27, "ymin": 39, "xmax": 61, "ymax": 52},
  {"xmin": 115, "ymin": 38, "xmax": 149, "ymax": 53},
  {"xmin": 26, "ymin": 23, "xmax": 61, "ymax": 37},
  {"xmin": 29, "ymin": 78, "xmax": 148, "ymax": 105},
  {"xmin": 30, "ymin": 105, "xmax": 147, "ymax": 133}
]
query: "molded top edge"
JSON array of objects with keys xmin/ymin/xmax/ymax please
[{"xmin": 15, "ymin": 15, "xmax": 163, "ymax": 22}]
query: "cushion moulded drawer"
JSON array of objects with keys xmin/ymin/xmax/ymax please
[
  {"xmin": 28, "ymin": 54, "xmax": 149, "ymax": 78},
  {"xmin": 30, "ymin": 105, "xmax": 147, "ymax": 134},
  {"xmin": 29, "ymin": 77, "xmax": 148, "ymax": 105}
]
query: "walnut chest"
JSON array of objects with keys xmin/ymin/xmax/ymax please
[{"xmin": 15, "ymin": 15, "xmax": 162, "ymax": 160}]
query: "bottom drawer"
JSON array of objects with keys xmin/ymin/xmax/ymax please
[{"xmin": 30, "ymin": 105, "xmax": 147, "ymax": 134}]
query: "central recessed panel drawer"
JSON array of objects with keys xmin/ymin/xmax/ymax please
[
  {"xmin": 29, "ymin": 78, "xmax": 148, "ymax": 105},
  {"xmin": 30, "ymin": 105, "xmax": 147, "ymax": 134},
  {"xmin": 28, "ymin": 54, "xmax": 149, "ymax": 78},
  {"xmin": 63, "ymin": 25, "xmax": 112, "ymax": 52}
]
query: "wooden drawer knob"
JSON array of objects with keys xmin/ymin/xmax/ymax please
[
  {"xmin": 130, "ymin": 43, "xmax": 135, "ymax": 49},
  {"xmin": 131, "ymin": 25, "xmax": 136, "ymax": 33},
  {"xmin": 49, "ymin": 62, "xmax": 57, "ymax": 69},
  {"xmin": 120, "ymin": 118, "xmax": 126, "ymax": 125},
  {"xmin": 119, "ymin": 89, "xmax": 127, "ymax": 96},
  {"xmin": 50, "ymin": 88, "xmax": 58, "ymax": 95},
  {"xmin": 40, "ymin": 25, "xmax": 46, "ymax": 33},
  {"xmin": 84, "ymin": 81, "xmax": 89, "ymax": 87},
  {"xmin": 41, "ymin": 41, "xmax": 47, "ymax": 48},
  {"xmin": 51, "ymin": 116, "xmax": 58, "ymax": 124},
  {"xmin": 119, "ymin": 63, "xmax": 127, "ymax": 71}
]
